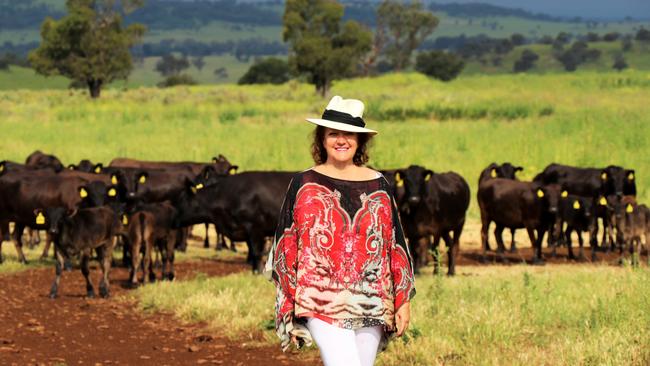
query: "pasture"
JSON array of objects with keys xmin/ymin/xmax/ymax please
[{"xmin": 1, "ymin": 71, "xmax": 650, "ymax": 364}]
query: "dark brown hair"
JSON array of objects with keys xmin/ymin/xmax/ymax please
[{"xmin": 310, "ymin": 125, "xmax": 373, "ymax": 166}]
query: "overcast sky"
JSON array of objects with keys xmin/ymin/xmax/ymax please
[{"xmin": 436, "ymin": 0, "xmax": 650, "ymax": 19}]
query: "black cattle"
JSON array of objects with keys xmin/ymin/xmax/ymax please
[
  {"xmin": 25, "ymin": 150, "xmax": 64, "ymax": 172},
  {"xmin": 36, "ymin": 206, "xmax": 123, "ymax": 298},
  {"xmin": 534, "ymin": 163, "xmax": 636, "ymax": 250},
  {"xmin": 125, "ymin": 201, "xmax": 179, "ymax": 283},
  {"xmin": 478, "ymin": 179, "xmax": 561, "ymax": 264},
  {"xmin": 109, "ymin": 154, "xmax": 237, "ymax": 176},
  {"xmin": 0, "ymin": 170, "xmax": 109, "ymax": 263},
  {"xmin": 478, "ymin": 162, "xmax": 523, "ymax": 253},
  {"xmin": 67, "ymin": 159, "xmax": 103, "ymax": 173},
  {"xmin": 556, "ymin": 193, "xmax": 596, "ymax": 260},
  {"xmin": 389, "ymin": 165, "xmax": 470, "ymax": 276},
  {"xmin": 174, "ymin": 171, "xmax": 295, "ymax": 273}
]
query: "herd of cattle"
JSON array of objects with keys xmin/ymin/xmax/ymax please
[{"xmin": 0, "ymin": 151, "xmax": 647, "ymax": 298}]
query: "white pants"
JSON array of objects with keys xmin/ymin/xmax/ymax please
[{"xmin": 306, "ymin": 317, "xmax": 383, "ymax": 366}]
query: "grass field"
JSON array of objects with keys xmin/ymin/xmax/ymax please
[{"xmin": 134, "ymin": 264, "xmax": 650, "ymax": 365}]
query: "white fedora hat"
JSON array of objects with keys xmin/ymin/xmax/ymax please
[{"xmin": 306, "ymin": 95, "xmax": 377, "ymax": 134}]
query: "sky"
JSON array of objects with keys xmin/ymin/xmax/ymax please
[{"xmin": 434, "ymin": 0, "xmax": 650, "ymax": 20}]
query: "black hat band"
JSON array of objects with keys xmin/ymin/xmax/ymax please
[{"xmin": 321, "ymin": 109, "xmax": 366, "ymax": 128}]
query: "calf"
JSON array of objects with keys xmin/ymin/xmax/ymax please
[
  {"xmin": 478, "ymin": 162, "xmax": 523, "ymax": 252},
  {"xmin": 615, "ymin": 199, "xmax": 649, "ymax": 266},
  {"xmin": 557, "ymin": 193, "xmax": 596, "ymax": 260},
  {"xmin": 391, "ymin": 165, "xmax": 470, "ymax": 275},
  {"xmin": 36, "ymin": 206, "xmax": 122, "ymax": 298},
  {"xmin": 478, "ymin": 179, "xmax": 560, "ymax": 264}
]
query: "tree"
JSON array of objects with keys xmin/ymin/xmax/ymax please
[
  {"xmin": 239, "ymin": 57, "xmax": 290, "ymax": 85},
  {"xmin": 555, "ymin": 41, "xmax": 601, "ymax": 72},
  {"xmin": 415, "ymin": 50, "xmax": 464, "ymax": 81},
  {"xmin": 283, "ymin": 0, "xmax": 371, "ymax": 96},
  {"xmin": 192, "ymin": 56, "xmax": 205, "ymax": 71},
  {"xmin": 376, "ymin": 0, "xmax": 438, "ymax": 71},
  {"xmin": 155, "ymin": 54, "xmax": 190, "ymax": 77},
  {"xmin": 214, "ymin": 67, "xmax": 228, "ymax": 79},
  {"xmin": 513, "ymin": 49, "xmax": 539, "ymax": 73},
  {"xmin": 29, "ymin": 0, "xmax": 145, "ymax": 98},
  {"xmin": 510, "ymin": 33, "xmax": 526, "ymax": 46},
  {"xmin": 636, "ymin": 28, "xmax": 650, "ymax": 41},
  {"xmin": 612, "ymin": 54, "xmax": 628, "ymax": 71}
]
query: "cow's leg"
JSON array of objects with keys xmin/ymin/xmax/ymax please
[
  {"xmin": 532, "ymin": 228, "xmax": 546, "ymax": 265},
  {"xmin": 480, "ymin": 217, "xmax": 491, "ymax": 262},
  {"xmin": 442, "ymin": 231, "xmax": 456, "ymax": 276},
  {"xmin": 49, "ymin": 249, "xmax": 65, "ymax": 298},
  {"xmin": 509, "ymin": 228, "xmax": 517, "ymax": 253},
  {"xmin": 0, "ymin": 220, "xmax": 7, "ymax": 263},
  {"xmin": 494, "ymin": 225, "xmax": 508, "ymax": 263},
  {"xmin": 165, "ymin": 234, "xmax": 176, "ymax": 281},
  {"xmin": 525, "ymin": 226, "xmax": 538, "ymax": 264},
  {"xmin": 98, "ymin": 239, "xmax": 115, "ymax": 298},
  {"xmin": 12, "ymin": 223, "xmax": 28, "ymax": 264},
  {"xmin": 578, "ymin": 230, "xmax": 588, "ymax": 261},
  {"xmin": 143, "ymin": 233, "xmax": 154, "ymax": 283},
  {"xmin": 203, "ymin": 223, "xmax": 211, "ymax": 249},
  {"xmin": 80, "ymin": 251, "xmax": 95, "ymax": 298},
  {"xmin": 130, "ymin": 234, "xmax": 142, "ymax": 288},
  {"xmin": 565, "ymin": 228, "xmax": 576, "ymax": 260},
  {"xmin": 431, "ymin": 234, "xmax": 442, "ymax": 276}
]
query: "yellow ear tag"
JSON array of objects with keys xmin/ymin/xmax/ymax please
[
  {"xmin": 68, "ymin": 165, "xmax": 75, "ymax": 170},
  {"xmin": 626, "ymin": 204, "xmax": 634, "ymax": 213},
  {"xmin": 425, "ymin": 173, "xmax": 432, "ymax": 182},
  {"xmin": 122, "ymin": 214, "xmax": 129, "ymax": 225},
  {"xmin": 228, "ymin": 167, "xmax": 237, "ymax": 175},
  {"xmin": 139, "ymin": 175, "xmax": 146, "ymax": 184},
  {"xmin": 573, "ymin": 200, "xmax": 581, "ymax": 210},
  {"xmin": 36, "ymin": 212, "xmax": 45, "ymax": 225},
  {"xmin": 0, "ymin": 164, "xmax": 4, "ymax": 172},
  {"xmin": 108, "ymin": 188, "xmax": 117, "ymax": 197},
  {"xmin": 561, "ymin": 190, "xmax": 568, "ymax": 198},
  {"xmin": 601, "ymin": 172, "xmax": 607, "ymax": 180},
  {"xmin": 94, "ymin": 166, "xmax": 102, "ymax": 173},
  {"xmin": 537, "ymin": 189, "xmax": 544, "ymax": 198},
  {"xmin": 628, "ymin": 172, "xmax": 634, "ymax": 180},
  {"xmin": 396, "ymin": 179, "xmax": 404, "ymax": 188},
  {"xmin": 191, "ymin": 186, "xmax": 197, "ymax": 194},
  {"xmin": 79, "ymin": 188, "xmax": 88, "ymax": 198},
  {"xmin": 111, "ymin": 175, "xmax": 118, "ymax": 185},
  {"xmin": 599, "ymin": 197, "xmax": 607, "ymax": 206},
  {"xmin": 195, "ymin": 183, "xmax": 204, "ymax": 190},
  {"xmin": 490, "ymin": 168, "xmax": 497, "ymax": 178}
]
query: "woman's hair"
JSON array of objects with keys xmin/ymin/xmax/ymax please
[{"xmin": 310, "ymin": 125, "xmax": 373, "ymax": 166}]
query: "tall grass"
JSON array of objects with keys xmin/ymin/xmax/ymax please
[
  {"xmin": 1, "ymin": 71, "xmax": 649, "ymax": 219},
  {"xmin": 132, "ymin": 265, "xmax": 650, "ymax": 365}
]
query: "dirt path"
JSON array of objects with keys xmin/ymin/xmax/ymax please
[{"xmin": 0, "ymin": 258, "xmax": 318, "ymax": 366}]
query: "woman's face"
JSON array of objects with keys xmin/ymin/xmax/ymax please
[{"xmin": 323, "ymin": 127, "xmax": 358, "ymax": 165}]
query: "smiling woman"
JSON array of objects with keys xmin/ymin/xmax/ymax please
[{"xmin": 264, "ymin": 96, "xmax": 416, "ymax": 366}]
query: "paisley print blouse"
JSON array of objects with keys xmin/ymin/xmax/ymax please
[{"xmin": 264, "ymin": 169, "xmax": 416, "ymax": 351}]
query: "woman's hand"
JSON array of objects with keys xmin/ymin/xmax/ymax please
[
  {"xmin": 291, "ymin": 334, "xmax": 300, "ymax": 348},
  {"xmin": 395, "ymin": 301, "xmax": 411, "ymax": 337}
]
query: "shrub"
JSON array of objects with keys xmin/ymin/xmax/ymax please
[
  {"xmin": 238, "ymin": 57, "xmax": 289, "ymax": 85},
  {"xmin": 415, "ymin": 50, "xmax": 465, "ymax": 82},
  {"xmin": 157, "ymin": 74, "xmax": 197, "ymax": 87},
  {"xmin": 613, "ymin": 55, "xmax": 628, "ymax": 71},
  {"xmin": 513, "ymin": 49, "xmax": 539, "ymax": 73}
]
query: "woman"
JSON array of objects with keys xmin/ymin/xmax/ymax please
[{"xmin": 265, "ymin": 96, "xmax": 415, "ymax": 366}]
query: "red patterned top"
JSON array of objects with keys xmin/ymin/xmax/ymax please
[{"xmin": 265, "ymin": 169, "xmax": 416, "ymax": 351}]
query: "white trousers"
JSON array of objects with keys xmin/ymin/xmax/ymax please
[{"xmin": 306, "ymin": 317, "xmax": 383, "ymax": 366}]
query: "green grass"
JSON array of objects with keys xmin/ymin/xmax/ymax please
[
  {"xmin": 0, "ymin": 65, "xmax": 69, "ymax": 90},
  {"xmin": 1, "ymin": 71, "xmax": 649, "ymax": 220},
  {"xmin": 133, "ymin": 264, "xmax": 650, "ymax": 365}
]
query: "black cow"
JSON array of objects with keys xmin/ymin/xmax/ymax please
[
  {"xmin": 611, "ymin": 198, "xmax": 649, "ymax": 266},
  {"xmin": 556, "ymin": 193, "xmax": 596, "ymax": 260},
  {"xmin": 534, "ymin": 163, "xmax": 636, "ymax": 250},
  {"xmin": 67, "ymin": 159, "xmax": 103, "ymax": 173},
  {"xmin": 109, "ymin": 154, "xmax": 237, "ymax": 176},
  {"xmin": 25, "ymin": 150, "xmax": 64, "ymax": 172},
  {"xmin": 36, "ymin": 206, "xmax": 123, "ymax": 298},
  {"xmin": 174, "ymin": 171, "xmax": 294, "ymax": 273},
  {"xmin": 390, "ymin": 165, "xmax": 470, "ymax": 276},
  {"xmin": 478, "ymin": 162, "xmax": 523, "ymax": 252},
  {"xmin": 478, "ymin": 179, "xmax": 561, "ymax": 264}
]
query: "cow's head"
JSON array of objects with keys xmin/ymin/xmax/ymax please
[
  {"xmin": 532, "ymin": 183, "xmax": 560, "ymax": 214},
  {"xmin": 110, "ymin": 169, "xmax": 147, "ymax": 200},
  {"xmin": 35, "ymin": 207, "xmax": 72, "ymax": 236},
  {"xmin": 602, "ymin": 166, "xmax": 636, "ymax": 197},
  {"xmin": 195, "ymin": 165, "xmax": 229, "ymax": 187},
  {"xmin": 397, "ymin": 165, "xmax": 433, "ymax": 213},
  {"xmin": 486, "ymin": 162, "xmax": 523, "ymax": 180},
  {"xmin": 212, "ymin": 154, "xmax": 238, "ymax": 175}
]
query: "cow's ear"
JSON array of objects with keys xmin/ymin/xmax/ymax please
[
  {"xmin": 536, "ymin": 188, "xmax": 545, "ymax": 198},
  {"xmin": 490, "ymin": 168, "xmax": 497, "ymax": 178},
  {"xmin": 626, "ymin": 203, "xmax": 634, "ymax": 213},
  {"xmin": 395, "ymin": 171, "xmax": 404, "ymax": 187},
  {"xmin": 67, "ymin": 164, "xmax": 76, "ymax": 170},
  {"xmin": 121, "ymin": 213, "xmax": 129, "ymax": 225},
  {"xmin": 79, "ymin": 186, "xmax": 88, "ymax": 198},
  {"xmin": 573, "ymin": 200, "xmax": 581, "ymax": 210},
  {"xmin": 598, "ymin": 196, "xmax": 608, "ymax": 207},
  {"xmin": 34, "ymin": 209, "xmax": 46, "ymax": 225},
  {"xmin": 107, "ymin": 186, "xmax": 118, "ymax": 198},
  {"xmin": 111, "ymin": 173, "xmax": 119, "ymax": 185},
  {"xmin": 0, "ymin": 161, "xmax": 5, "ymax": 174},
  {"xmin": 515, "ymin": 166, "xmax": 524, "ymax": 173},
  {"xmin": 600, "ymin": 170, "xmax": 608, "ymax": 181},
  {"xmin": 94, "ymin": 163, "xmax": 103, "ymax": 174},
  {"xmin": 626, "ymin": 169, "xmax": 635, "ymax": 181},
  {"xmin": 424, "ymin": 170, "xmax": 433, "ymax": 182},
  {"xmin": 561, "ymin": 190, "xmax": 568, "ymax": 198},
  {"xmin": 228, "ymin": 165, "xmax": 238, "ymax": 175}
]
